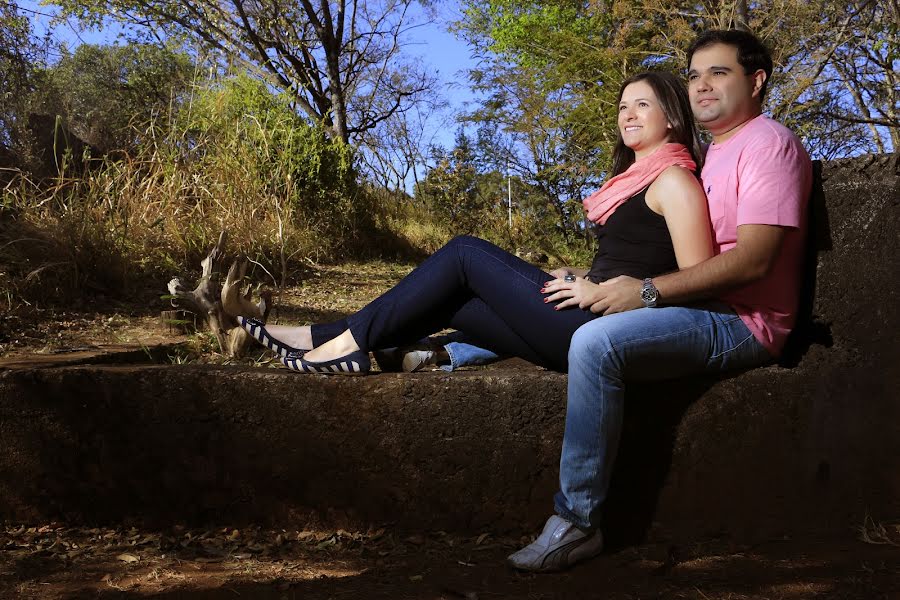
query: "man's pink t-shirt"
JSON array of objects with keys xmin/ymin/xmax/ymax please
[{"xmin": 701, "ymin": 114, "xmax": 812, "ymax": 357}]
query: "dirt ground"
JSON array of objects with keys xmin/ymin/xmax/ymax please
[
  {"xmin": 0, "ymin": 261, "xmax": 416, "ymax": 364},
  {"xmin": 2, "ymin": 261, "xmax": 898, "ymax": 599},
  {"xmin": 2, "ymin": 522, "xmax": 898, "ymax": 600}
]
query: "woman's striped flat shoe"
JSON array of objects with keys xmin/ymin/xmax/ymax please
[
  {"xmin": 279, "ymin": 349, "xmax": 371, "ymax": 375},
  {"xmin": 239, "ymin": 316, "xmax": 305, "ymax": 357}
]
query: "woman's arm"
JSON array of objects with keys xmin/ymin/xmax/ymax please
[
  {"xmin": 645, "ymin": 166, "xmax": 714, "ymax": 269},
  {"xmin": 543, "ymin": 166, "xmax": 713, "ymax": 311}
]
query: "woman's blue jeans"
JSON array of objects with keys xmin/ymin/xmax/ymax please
[
  {"xmin": 554, "ymin": 303, "xmax": 773, "ymax": 530},
  {"xmin": 311, "ymin": 236, "xmax": 598, "ymax": 372}
]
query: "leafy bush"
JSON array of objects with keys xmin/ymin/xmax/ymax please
[
  {"xmin": 35, "ymin": 43, "xmax": 194, "ymax": 156},
  {"xmin": 0, "ymin": 72, "xmax": 379, "ymax": 310}
]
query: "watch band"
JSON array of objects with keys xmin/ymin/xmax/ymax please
[{"xmin": 640, "ymin": 278, "xmax": 660, "ymax": 308}]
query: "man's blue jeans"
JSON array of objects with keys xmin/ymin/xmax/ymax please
[{"xmin": 555, "ymin": 302, "xmax": 773, "ymax": 530}]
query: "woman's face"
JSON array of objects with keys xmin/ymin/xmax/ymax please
[{"xmin": 617, "ymin": 80, "xmax": 673, "ymax": 158}]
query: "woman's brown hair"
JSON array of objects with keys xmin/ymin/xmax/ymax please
[{"xmin": 610, "ymin": 71, "xmax": 703, "ymax": 177}]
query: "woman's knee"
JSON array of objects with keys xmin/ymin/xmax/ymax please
[
  {"xmin": 446, "ymin": 234, "xmax": 480, "ymax": 249},
  {"xmin": 446, "ymin": 235, "xmax": 502, "ymax": 262}
]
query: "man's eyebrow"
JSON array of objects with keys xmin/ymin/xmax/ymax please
[{"xmin": 688, "ymin": 65, "xmax": 735, "ymax": 74}]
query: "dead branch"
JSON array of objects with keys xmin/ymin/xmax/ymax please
[{"xmin": 165, "ymin": 230, "xmax": 272, "ymax": 358}]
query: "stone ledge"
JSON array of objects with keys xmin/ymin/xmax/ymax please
[
  {"xmin": 1, "ymin": 154, "xmax": 898, "ymax": 544},
  {"xmin": 1, "ymin": 348, "xmax": 897, "ymax": 545}
]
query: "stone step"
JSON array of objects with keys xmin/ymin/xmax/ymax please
[
  {"xmin": 0, "ymin": 347, "xmax": 896, "ymax": 546},
  {"xmin": 1, "ymin": 154, "xmax": 898, "ymax": 545}
]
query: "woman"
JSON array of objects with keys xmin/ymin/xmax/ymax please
[{"xmin": 241, "ymin": 71, "xmax": 712, "ymax": 374}]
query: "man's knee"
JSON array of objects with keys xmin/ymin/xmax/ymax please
[{"xmin": 568, "ymin": 320, "xmax": 619, "ymax": 371}]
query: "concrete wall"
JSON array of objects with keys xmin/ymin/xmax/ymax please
[{"xmin": 1, "ymin": 154, "xmax": 897, "ymax": 544}]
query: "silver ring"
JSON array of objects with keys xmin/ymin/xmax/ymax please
[{"xmin": 563, "ymin": 274, "xmax": 576, "ymax": 283}]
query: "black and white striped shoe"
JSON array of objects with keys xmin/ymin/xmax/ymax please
[
  {"xmin": 280, "ymin": 349, "xmax": 371, "ymax": 375},
  {"xmin": 239, "ymin": 316, "xmax": 305, "ymax": 357}
]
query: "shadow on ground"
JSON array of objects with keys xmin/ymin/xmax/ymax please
[{"xmin": 65, "ymin": 538, "xmax": 900, "ymax": 600}]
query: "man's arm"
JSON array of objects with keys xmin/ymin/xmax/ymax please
[{"xmin": 587, "ymin": 223, "xmax": 787, "ymax": 315}]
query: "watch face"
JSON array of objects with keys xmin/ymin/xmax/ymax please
[{"xmin": 641, "ymin": 284, "xmax": 658, "ymax": 304}]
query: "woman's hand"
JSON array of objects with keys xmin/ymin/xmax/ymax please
[{"xmin": 540, "ymin": 275, "xmax": 603, "ymax": 311}]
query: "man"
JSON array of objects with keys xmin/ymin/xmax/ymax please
[{"xmin": 507, "ymin": 29, "xmax": 813, "ymax": 572}]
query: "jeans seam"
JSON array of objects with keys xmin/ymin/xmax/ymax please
[
  {"xmin": 594, "ymin": 312, "xmax": 721, "ymax": 352},
  {"xmin": 444, "ymin": 343, "xmax": 458, "ymax": 370},
  {"xmin": 457, "ymin": 241, "xmax": 544, "ymax": 287},
  {"xmin": 589, "ymin": 313, "xmax": 758, "ymax": 365},
  {"xmin": 709, "ymin": 327, "xmax": 757, "ymax": 361}
]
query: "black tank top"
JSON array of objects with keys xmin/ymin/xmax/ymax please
[{"xmin": 586, "ymin": 187, "xmax": 678, "ymax": 283}]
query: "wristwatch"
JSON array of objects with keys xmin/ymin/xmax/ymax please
[{"xmin": 640, "ymin": 278, "xmax": 660, "ymax": 308}]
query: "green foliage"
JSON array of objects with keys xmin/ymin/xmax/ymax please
[
  {"xmin": 0, "ymin": 3, "xmax": 40, "ymax": 168},
  {"xmin": 52, "ymin": 0, "xmax": 433, "ymax": 147},
  {"xmin": 35, "ymin": 43, "xmax": 193, "ymax": 154},
  {"xmin": 476, "ymin": 1, "xmax": 608, "ymax": 70},
  {"xmin": 415, "ymin": 131, "xmax": 496, "ymax": 234},
  {"xmin": 457, "ymin": 1, "xmax": 653, "ymax": 250},
  {"xmin": 457, "ymin": 0, "xmax": 895, "ymax": 238},
  {"xmin": 0, "ymin": 71, "xmax": 398, "ymax": 310},
  {"xmin": 410, "ymin": 127, "xmax": 594, "ymax": 265},
  {"xmin": 178, "ymin": 74, "xmax": 358, "ymax": 225}
]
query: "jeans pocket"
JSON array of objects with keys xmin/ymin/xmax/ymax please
[{"xmin": 707, "ymin": 312, "xmax": 769, "ymax": 372}]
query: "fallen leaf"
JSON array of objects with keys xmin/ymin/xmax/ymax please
[
  {"xmin": 475, "ymin": 533, "xmax": 490, "ymax": 545},
  {"xmin": 116, "ymin": 553, "xmax": 140, "ymax": 563},
  {"xmin": 315, "ymin": 538, "xmax": 337, "ymax": 550},
  {"xmin": 409, "ymin": 575, "xmax": 423, "ymax": 582}
]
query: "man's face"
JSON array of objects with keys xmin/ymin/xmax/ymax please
[{"xmin": 688, "ymin": 43, "xmax": 764, "ymax": 140}]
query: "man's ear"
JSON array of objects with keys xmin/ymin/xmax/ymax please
[{"xmin": 750, "ymin": 69, "xmax": 767, "ymax": 99}]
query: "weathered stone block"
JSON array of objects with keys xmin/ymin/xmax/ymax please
[{"xmin": 1, "ymin": 155, "xmax": 897, "ymax": 544}]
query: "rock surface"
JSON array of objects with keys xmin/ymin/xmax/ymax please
[{"xmin": 1, "ymin": 154, "xmax": 898, "ymax": 544}]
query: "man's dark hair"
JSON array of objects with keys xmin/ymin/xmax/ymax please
[{"xmin": 687, "ymin": 29, "xmax": 773, "ymax": 102}]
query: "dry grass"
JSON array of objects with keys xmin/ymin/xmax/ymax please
[
  {"xmin": 0, "ymin": 115, "xmax": 428, "ymax": 314},
  {"xmin": 0, "ymin": 76, "xmax": 586, "ymax": 316}
]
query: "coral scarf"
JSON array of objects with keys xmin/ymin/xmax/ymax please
[{"xmin": 583, "ymin": 143, "xmax": 696, "ymax": 225}]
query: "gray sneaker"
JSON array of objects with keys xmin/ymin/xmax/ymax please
[
  {"xmin": 373, "ymin": 347, "xmax": 438, "ymax": 372},
  {"xmin": 507, "ymin": 515, "xmax": 603, "ymax": 572},
  {"xmin": 401, "ymin": 349, "xmax": 438, "ymax": 372}
]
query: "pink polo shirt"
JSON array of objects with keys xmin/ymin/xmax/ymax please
[{"xmin": 701, "ymin": 115, "xmax": 812, "ymax": 357}]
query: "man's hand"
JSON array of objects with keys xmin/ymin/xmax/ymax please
[{"xmin": 588, "ymin": 276, "xmax": 644, "ymax": 315}]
